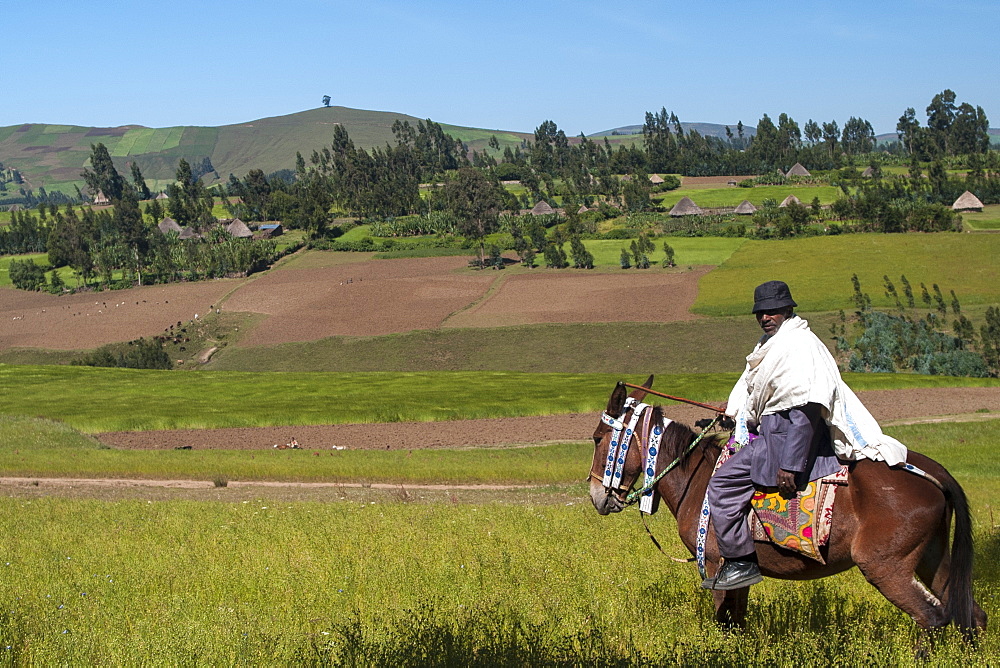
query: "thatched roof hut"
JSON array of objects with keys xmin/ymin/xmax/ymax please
[
  {"xmin": 649, "ymin": 174, "xmax": 665, "ymax": 184},
  {"xmin": 786, "ymin": 163, "xmax": 811, "ymax": 177},
  {"xmin": 779, "ymin": 195, "xmax": 802, "ymax": 208},
  {"xmin": 226, "ymin": 218, "xmax": 253, "ymax": 238},
  {"xmin": 861, "ymin": 166, "xmax": 874, "ymax": 178},
  {"xmin": 155, "ymin": 191, "xmax": 169, "ymax": 200},
  {"xmin": 257, "ymin": 223, "xmax": 283, "ymax": 238},
  {"xmin": 530, "ymin": 200, "xmax": 555, "ymax": 216},
  {"xmin": 669, "ymin": 196, "xmax": 703, "ymax": 217},
  {"xmin": 178, "ymin": 227, "xmax": 200, "ymax": 240},
  {"xmin": 577, "ymin": 205, "xmax": 589, "ymax": 214},
  {"xmin": 734, "ymin": 200, "xmax": 757, "ymax": 215},
  {"xmin": 158, "ymin": 217, "xmax": 182, "ymax": 235},
  {"xmin": 93, "ymin": 190, "xmax": 110, "ymax": 206},
  {"xmin": 952, "ymin": 191, "xmax": 984, "ymax": 212}
]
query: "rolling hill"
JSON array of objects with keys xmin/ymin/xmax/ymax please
[{"xmin": 0, "ymin": 107, "xmax": 530, "ymax": 196}]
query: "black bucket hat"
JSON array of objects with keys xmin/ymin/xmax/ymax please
[{"xmin": 752, "ymin": 280, "xmax": 797, "ymax": 313}]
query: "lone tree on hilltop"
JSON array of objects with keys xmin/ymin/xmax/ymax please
[{"xmin": 322, "ymin": 95, "xmax": 331, "ymax": 107}]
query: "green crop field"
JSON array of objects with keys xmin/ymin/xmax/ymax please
[
  {"xmin": 2, "ymin": 365, "xmax": 996, "ymax": 434},
  {"xmin": 695, "ymin": 233, "xmax": 1000, "ymax": 316},
  {"xmin": 656, "ymin": 185, "xmax": 842, "ymax": 209},
  {"xmin": 208, "ymin": 318, "xmax": 762, "ymax": 374},
  {"xmin": 582, "ymin": 237, "xmax": 745, "ymax": 267}
]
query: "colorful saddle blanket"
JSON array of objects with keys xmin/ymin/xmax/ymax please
[
  {"xmin": 749, "ymin": 466, "xmax": 848, "ymax": 563},
  {"xmin": 696, "ymin": 434, "xmax": 849, "ymax": 572}
]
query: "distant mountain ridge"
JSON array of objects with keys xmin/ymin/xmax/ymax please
[{"xmin": 589, "ymin": 122, "xmax": 758, "ymax": 139}]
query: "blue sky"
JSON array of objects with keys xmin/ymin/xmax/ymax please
[{"xmin": 4, "ymin": 0, "xmax": 997, "ymax": 135}]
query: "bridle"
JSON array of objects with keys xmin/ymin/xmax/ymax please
[{"xmin": 592, "ymin": 398, "xmax": 722, "ymax": 513}]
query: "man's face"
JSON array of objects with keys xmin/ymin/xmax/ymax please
[{"xmin": 755, "ymin": 307, "xmax": 792, "ymax": 337}]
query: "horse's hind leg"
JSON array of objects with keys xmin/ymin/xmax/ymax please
[
  {"xmin": 917, "ymin": 538, "xmax": 988, "ymax": 634},
  {"xmin": 856, "ymin": 560, "xmax": 950, "ymax": 632}
]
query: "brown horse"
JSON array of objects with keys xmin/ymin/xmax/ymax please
[{"xmin": 589, "ymin": 377, "xmax": 987, "ymax": 637}]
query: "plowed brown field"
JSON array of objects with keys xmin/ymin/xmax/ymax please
[
  {"xmin": 218, "ymin": 256, "xmax": 497, "ymax": 344},
  {"xmin": 0, "ymin": 255, "xmax": 716, "ymax": 349},
  {"xmin": 443, "ymin": 267, "xmax": 710, "ymax": 328},
  {"xmin": 0, "ymin": 280, "xmax": 236, "ymax": 349}
]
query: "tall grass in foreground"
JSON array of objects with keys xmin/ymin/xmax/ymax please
[
  {"xmin": 2, "ymin": 366, "xmax": 998, "ymax": 433},
  {"xmin": 0, "ymin": 418, "xmax": 998, "ymax": 663},
  {"xmin": 0, "ymin": 498, "xmax": 996, "ymax": 665}
]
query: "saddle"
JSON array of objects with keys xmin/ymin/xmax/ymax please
[
  {"xmin": 697, "ymin": 433, "xmax": 850, "ymax": 568},
  {"xmin": 749, "ymin": 466, "xmax": 848, "ymax": 563}
]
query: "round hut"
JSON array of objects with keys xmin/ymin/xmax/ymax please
[
  {"xmin": 952, "ymin": 191, "xmax": 984, "ymax": 212},
  {"xmin": 669, "ymin": 196, "xmax": 703, "ymax": 217},
  {"xmin": 530, "ymin": 200, "xmax": 555, "ymax": 216}
]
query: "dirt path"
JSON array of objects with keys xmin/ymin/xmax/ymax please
[{"xmin": 95, "ymin": 387, "xmax": 1000, "ymax": 452}]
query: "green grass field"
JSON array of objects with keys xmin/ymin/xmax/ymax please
[
  {"xmin": 0, "ymin": 416, "xmax": 997, "ymax": 664},
  {"xmin": 961, "ymin": 205, "xmax": 1000, "ymax": 231},
  {"xmin": 695, "ymin": 233, "xmax": 1000, "ymax": 315},
  {"xmin": 582, "ymin": 237, "xmax": 745, "ymax": 267},
  {"xmin": 0, "ymin": 253, "xmax": 48, "ymax": 287},
  {"xmin": 0, "ymin": 253, "xmax": 76, "ymax": 288}
]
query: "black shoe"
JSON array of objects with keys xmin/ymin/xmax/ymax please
[{"xmin": 701, "ymin": 559, "xmax": 762, "ymax": 590}]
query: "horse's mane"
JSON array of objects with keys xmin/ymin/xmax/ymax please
[{"xmin": 653, "ymin": 405, "xmax": 725, "ymax": 470}]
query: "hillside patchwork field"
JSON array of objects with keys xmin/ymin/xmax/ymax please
[{"xmin": 3, "ymin": 228, "xmax": 1000, "ymax": 663}]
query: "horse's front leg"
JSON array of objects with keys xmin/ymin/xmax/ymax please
[{"xmin": 713, "ymin": 587, "xmax": 749, "ymax": 629}]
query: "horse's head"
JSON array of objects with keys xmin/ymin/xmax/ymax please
[{"xmin": 589, "ymin": 375, "xmax": 654, "ymax": 515}]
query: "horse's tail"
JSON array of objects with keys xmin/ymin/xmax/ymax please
[{"xmin": 941, "ymin": 471, "xmax": 975, "ymax": 635}]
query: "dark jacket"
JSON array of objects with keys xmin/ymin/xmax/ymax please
[{"xmin": 750, "ymin": 402, "xmax": 842, "ymax": 488}]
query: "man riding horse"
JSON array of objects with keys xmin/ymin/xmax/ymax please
[{"xmin": 705, "ymin": 280, "xmax": 907, "ymax": 590}]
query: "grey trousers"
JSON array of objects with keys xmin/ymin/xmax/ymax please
[{"xmin": 707, "ymin": 440, "xmax": 758, "ymax": 558}]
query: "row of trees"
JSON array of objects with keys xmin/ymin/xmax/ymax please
[
  {"xmin": 896, "ymin": 90, "xmax": 991, "ymax": 159},
  {"xmin": 6, "ymin": 144, "xmax": 284, "ymax": 292}
]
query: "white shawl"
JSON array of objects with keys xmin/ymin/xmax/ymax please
[{"xmin": 726, "ymin": 315, "xmax": 907, "ymax": 465}]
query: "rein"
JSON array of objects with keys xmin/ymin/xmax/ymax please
[
  {"xmin": 621, "ymin": 383, "xmax": 724, "ymax": 414},
  {"xmin": 599, "ymin": 398, "xmax": 721, "ymax": 509},
  {"xmin": 625, "ymin": 414, "xmax": 722, "ymax": 506}
]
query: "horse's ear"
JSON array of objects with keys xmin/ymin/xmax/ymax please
[
  {"xmin": 651, "ymin": 405, "xmax": 664, "ymax": 426},
  {"xmin": 607, "ymin": 382, "xmax": 628, "ymax": 415},
  {"xmin": 627, "ymin": 374, "xmax": 654, "ymax": 403}
]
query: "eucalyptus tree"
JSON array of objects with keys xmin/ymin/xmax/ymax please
[
  {"xmin": 81, "ymin": 143, "xmax": 126, "ymax": 202},
  {"xmin": 444, "ymin": 166, "xmax": 506, "ymax": 268}
]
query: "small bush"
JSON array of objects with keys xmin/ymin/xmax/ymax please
[
  {"xmin": 9, "ymin": 259, "xmax": 46, "ymax": 291},
  {"xmin": 72, "ymin": 338, "xmax": 172, "ymax": 370}
]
